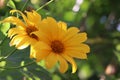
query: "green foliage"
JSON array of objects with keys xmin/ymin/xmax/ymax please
[{"xmin": 7, "ymin": 0, "xmax": 16, "ymax": 9}]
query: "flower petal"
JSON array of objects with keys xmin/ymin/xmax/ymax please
[
  {"xmin": 78, "ymin": 44, "xmax": 90, "ymax": 53},
  {"xmin": 66, "ymin": 51, "xmax": 87, "ymax": 59},
  {"xmin": 57, "ymin": 55, "xmax": 68, "ymax": 73},
  {"xmin": 33, "ymin": 31, "xmax": 50, "ymax": 44},
  {"xmin": 62, "ymin": 54, "xmax": 77, "ymax": 73},
  {"xmin": 8, "ymin": 28, "xmax": 26, "ymax": 38},
  {"xmin": 58, "ymin": 21, "xmax": 67, "ymax": 31},
  {"xmin": 65, "ymin": 33, "xmax": 87, "ymax": 44},
  {"xmin": 30, "ymin": 45, "xmax": 50, "ymax": 62},
  {"xmin": 32, "ymin": 41, "xmax": 51, "ymax": 50},
  {"xmin": 10, "ymin": 35, "xmax": 25, "ymax": 46},
  {"xmin": 2, "ymin": 16, "xmax": 26, "ymax": 28},
  {"xmin": 15, "ymin": 36, "xmax": 30, "ymax": 49},
  {"xmin": 25, "ymin": 10, "xmax": 41, "ymax": 27},
  {"xmin": 66, "ymin": 44, "xmax": 90, "ymax": 53},
  {"xmin": 45, "ymin": 52, "xmax": 57, "ymax": 69},
  {"xmin": 43, "ymin": 17, "xmax": 60, "ymax": 40},
  {"xmin": 57, "ymin": 21, "xmax": 67, "ymax": 40},
  {"xmin": 10, "ymin": 10, "xmax": 28, "ymax": 24},
  {"xmin": 77, "ymin": 33, "xmax": 87, "ymax": 42},
  {"xmin": 37, "ymin": 17, "xmax": 66, "ymax": 41},
  {"xmin": 30, "ymin": 41, "xmax": 51, "ymax": 61},
  {"xmin": 63, "ymin": 27, "xmax": 80, "ymax": 42}
]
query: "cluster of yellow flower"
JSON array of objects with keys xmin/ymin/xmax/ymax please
[{"xmin": 2, "ymin": 10, "xmax": 90, "ymax": 73}]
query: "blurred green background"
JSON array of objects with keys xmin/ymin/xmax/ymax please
[{"xmin": 0, "ymin": 0, "xmax": 120, "ymax": 80}]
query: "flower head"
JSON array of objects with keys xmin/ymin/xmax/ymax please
[
  {"xmin": 2, "ymin": 10, "xmax": 41, "ymax": 49},
  {"xmin": 30, "ymin": 17, "xmax": 90, "ymax": 73}
]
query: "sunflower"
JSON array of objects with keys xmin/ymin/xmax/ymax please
[
  {"xmin": 30, "ymin": 17, "xmax": 90, "ymax": 73},
  {"xmin": 2, "ymin": 10, "xmax": 41, "ymax": 49}
]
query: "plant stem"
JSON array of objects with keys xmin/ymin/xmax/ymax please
[
  {"xmin": 21, "ymin": 0, "xmax": 30, "ymax": 11},
  {"xmin": 0, "ymin": 36, "xmax": 7, "ymax": 46},
  {"xmin": 36, "ymin": 0, "xmax": 54, "ymax": 12},
  {"xmin": 0, "ymin": 60, "xmax": 35, "ymax": 70},
  {"xmin": 0, "ymin": 49, "xmax": 17, "ymax": 62},
  {"xmin": 4, "ymin": 49, "xmax": 17, "ymax": 59}
]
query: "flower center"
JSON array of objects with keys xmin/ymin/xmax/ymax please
[
  {"xmin": 26, "ymin": 26, "xmax": 38, "ymax": 40},
  {"xmin": 51, "ymin": 40, "xmax": 64, "ymax": 53}
]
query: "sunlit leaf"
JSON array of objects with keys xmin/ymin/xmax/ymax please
[
  {"xmin": 114, "ymin": 51, "xmax": 120, "ymax": 62},
  {"xmin": 63, "ymin": 11, "xmax": 76, "ymax": 22},
  {"xmin": 0, "ymin": 23, "xmax": 10, "ymax": 36},
  {"xmin": 7, "ymin": 0, "xmax": 16, "ymax": 9},
  {"xmin": 78, "ymin": 63, "xmax": 94, "ymax": 80},
  {"xmin": 116, "ymin": 44, "xmax": 120, "ymax": 51}
]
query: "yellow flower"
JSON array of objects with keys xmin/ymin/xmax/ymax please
[
  {"xmin": 2, "ymin": 10, "xmax": 41, "ymax": 49},
  {"xmin": 30, "ymin": 17, "xmax": 90, "ymax": 73}
]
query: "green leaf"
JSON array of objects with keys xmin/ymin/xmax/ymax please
[
  {"xmin": 0, "ymin": 24, "xmax": 5, "ymax": 41},
  {"xmin": 27, "ymin": 63, "xmax": 52, "ymax": 80},
  {"xmin": 63, "ymin": 11, "xmax": 76, "ymax": 22},
  {"xmin": 0, "ymin": 23, "xmax": 10, "ymax": 36},
  {"xmin": 0, "ymin": 37, "xmax": 14, "ymax": 56},
  {"xmin": 78, "ymin": 63, "xmax": 94, "ymax": 80},
  {"xmin": 116, "ymin": 44, "xmax": 120, "ymax": 51},
  {"xmin": 114, "ymin": 51, "xmax": 120, "ymax": 62},
  {"xmin": 7, "ymin": 0, "xmax": 16, "ymax": 9}
]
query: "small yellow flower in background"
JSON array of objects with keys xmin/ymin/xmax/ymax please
[
  {"xmin": 30, "ymin": 17, "xmax": 90, "ymax": 73},
  {"xmin": 2, "ymin": 10, "xmax": 41, "ymax": 49}
]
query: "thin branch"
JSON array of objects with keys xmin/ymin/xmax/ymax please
[
  {"xmin": 0, "ymin": 60, "xmax": 35, "ymax": 70},
  {"xmin": 36, "ymin": 0, "xmax": 54, "ymax": 12},
  {"xmin": 21, "ymin": 0, "xmax": 30, "ymax": 11}
]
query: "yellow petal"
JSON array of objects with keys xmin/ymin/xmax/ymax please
[
  {"xmin": 43, "ymin": 17, "xmax": 60, "ymax": 40},
  {"xmin": 58, "ymin": 21, "xmax": 67, "ymax": 31},
  {"xmin": 30, "ymin": 46, "xmax": 50, "ymax": 62},
  {"xmin": 10, "ymin": 10, "xmax": 28, "ymax": 24},
  {"xmin": 15, "ymin": 36, "xmax": 30, "ymax": 49},
  {"xmin": 45, "ymin": 52, "xmax": 57, "ymax": 69},
  {"xmin": 5, "ymin": 10, "xmax": 37, "ymax": 30},
  {"xmin": 78, "ymin": 44, "xmax": 90, "ymax": 53},
  {"xmin": 8, "ymin": 28, "xmax": 26, "ymax": 38},
  {"xmin": 44, "ymin": 17, "xmax": 57, "ymax": 24},
  {"xmin": 39, "ymin": 17, "xmax": 66, "ymax": 40},
  {"xmin": 57, "ymin": 21, "xmax": 67, "ymax": 40},
  {"xmin": 36, "ymin": 51, "xmax": 50, "ymax": 62},
  {"xmin": 32, "ymin": 10, "xmax": 41, "ymax": 19},
  {"xmin": 57, "ymin": 55, "xmax": 68, "ymax": 73},
  {"xmin": 2, "ymin": 16, "xmax": 26, "ymax": 28},
  {"xmin": 63, "ymin": 27, "xmax": 80, "ymax": 42},
  {"xmin": 65, "ymin": 33, "xmax": 87, "ymax": 44},
  {"xmin": 8, "ymin": 28, "xmax": 17, "ymax": 38},
  {"xmin": 77, "ymin": 33, "xmax": 87, "ymax": 42},
  {"xmin": 36, "ymin": 22, "xmax": 52, "ymax": 40},
  {"xmin": 10, "ymin": 35, "xmax": 24, "ymax": 46},
  {"xmin": 25, "ymin": 10, "xmax": 41, "ymax": 27},
  {"xmin": 66, "ymin": 51, "xmax": 87, "ymax": 59},
  {"xmin": 62, "ymin": 54, "xmax": 77, "ymax": 73},
  {"xmin": 30, "ymin": 46, "xmax": 36, "ymax": 58},
  {"xmin": 33, "ymin": 31, "xmax": 50, "ymax": 44},
  {"xmin": 32, "ymin": 41, "xmax": 51, "ymax": 51},
  {"xmin": 17, "ymin": 43, "xmax": 29, "ymax": 49},
  {"xmin": 66, "ymin": 44, "xmax": 90, "ymax": 53},
  {"xmin": 30, "ymin": 42, "xmax": 51, "ymax": 61},
  {"xmin": 36, "ymin": 21, "xmax": 56, "ymax": 40},
  {"xmin": 10, "ymin": 35, "xmax": 30, "ymax": 49}
]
